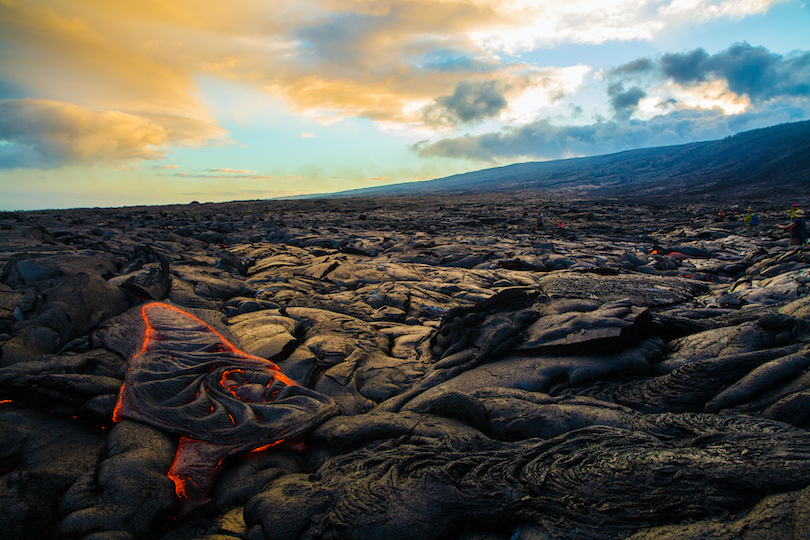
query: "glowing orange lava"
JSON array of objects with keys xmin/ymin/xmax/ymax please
[
  {"xmin": 250, "ymin": 438, "xmax": 307, "ymax": 454},
  {"xmin": 167, "ymin": 467, "xmax": 193, "ymax": 501},
  {"xmin": 111, "ymin": 301, "xmax": 308, "ymax": 511},
  {"xmin": 114, "ymin": 303, "xmax": 297, "ymax": 421}
]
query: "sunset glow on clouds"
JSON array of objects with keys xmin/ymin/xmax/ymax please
[{"xmin": 0, "ymin": 0, "xmax": 808, "ymax": 209}]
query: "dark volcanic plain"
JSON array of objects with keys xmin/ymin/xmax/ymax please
[{"xmin": 3, "ymin": 192, "xmax": 810, "ymax": 540}]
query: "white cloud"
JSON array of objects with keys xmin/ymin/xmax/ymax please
[
  {"xmin": 505, "ymin": 66, "xmax": 593, "ymax": 123},
  {"xmin": 669, "ymin": 79, "xmax": 751, "ymax": 114},
  {"xmin": 658, "ymin": 0, "xmax": 783, "ymax": 20}
]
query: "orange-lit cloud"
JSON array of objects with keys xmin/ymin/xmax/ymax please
[
  {"xmin": 148, "ymin": 164, "xmax": 180, "ymax": 170},
  {"xmin": 0, "ymin": 0, "xmax": 794, "ymax": 170},
  {"xmin": 0, "ymin": 99, "xmax": 168, "ymax": 168},
  {"xmin": 0, "ymin": 0, "xmax": 229, "ymax": 162}
]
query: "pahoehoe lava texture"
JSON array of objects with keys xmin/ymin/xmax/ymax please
[
  {"xmin": 3, "ymin": 195, "xmax": 810, "ymax": 540},
  {"xmin": 255, "ymin": 417, "xmax": 810, "ymax": 540}
]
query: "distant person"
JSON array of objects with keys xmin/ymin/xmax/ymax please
[
  {"xmin": 743, "ymin": 207, "xmax": 759, "ymax": 236},
  {"xmin": 715, "ymin": 210, "xmax": 726, "ymax": 222},
  {"xmin": 777, "ymin": 209, "xmax": 808, "ymax": 246},
  {"xmin": 536, "ymin": 213, "xmax": 545, "ymax": 229},
  {"xmin": 788, "ymin": 203, "xmax": 800, "ymax": 220}
]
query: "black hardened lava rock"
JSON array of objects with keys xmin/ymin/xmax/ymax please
[{"xmin": 2, "ymin": 197, "xmax": 810, "ymax": 540}]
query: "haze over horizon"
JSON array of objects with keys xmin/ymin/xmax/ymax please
[{"xmin": 1, "ymin": 0, "xmax": 809, "ymax": 211}]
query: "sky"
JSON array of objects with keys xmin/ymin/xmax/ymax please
[{"xmin": 1, "ymin": 0, "xmax": 809, "ymax": 210}]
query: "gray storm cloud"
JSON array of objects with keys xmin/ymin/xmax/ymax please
[
  {"xmin": 612, "ymin": 57, "xmax": 654, "ymax": 76},
  {"xmin": 423, "ymin": 80, "xmax": 509, "ymax": 127},
  {"xmin": 660, "ymin": 42, "xmax": 810, "ymax": 100},
  {"xmin": 607, "ymin": 83, "xmax": 647, "ymax": 120}
]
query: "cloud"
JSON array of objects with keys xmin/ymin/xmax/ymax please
[
  {"xmin": 148, "ymin": 164, "xmax": 180, "ymax": 170},
  {"xmin": 0, "ymin": 1, "xmax": 229, "ymax": 162},
  {"xmin": 611, "ymin": 58, "xmax": 655, "ymax": 77},
  {"xmin": 205, "ymin": 168, "xmax": 256, "ymax": 174},
  {"xmin": 659, "ymin": 43, "xmax": 810, "ymax": 100},
  {"xmin": 659, "ymin": 0, "xmax": 784, "ymax": 21},
  {"xmin": 0, "ymin": 99, "xmax": 168, "ymax": 169},
  {"xmin": 607, "ymin": 83, "xmax": 647, "ymax": 120},
  {"xmin": 301, "ymin": 132, "xmax": 317, "ymax": 138},
  {"xmin": 174, "ymin": 169, "xmax": 274, "ymax": 180},
  {"xmin": 598, "ymin": 42, "xmax": 810, "ymax": 123},
  {"xmin": 0, "ymin": 0, "xmax": 796, "ymax": 165},
  {"xmin": 412, "ymin": 101, "xmax": 809, "ymax": 162},
  {"xmin": 415, "ymin": 42, "xmax": 810, "ymax": 163},
  {"xmin": 5, "ymin": 0, "xmax": 782, "ymax": 122},
  {"xmin": 423, "ymin": 80, "xmax": 509, "ymax": 127},
  {"xmin": 261, "ymin": 1, "xmax": 668, "ymax": 122},
  {"xmin": 264, "ymin": 1, "xmax": 785, "ymax": 126},
  {"xmin": 660, "ymin": 48, "xmax": 711, "ymax": 84}
]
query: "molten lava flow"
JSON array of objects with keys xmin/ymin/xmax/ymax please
[
  {"xmin": 166, "ymin": 437, "xmax": 234, "ymax": 513},
  {"xmin": 111, "ymin": 302, "xmax": 339, "ymax": 512},
  {"xmin": 250, "ymin": 438, "xmax": 307, "ymax": 454}
]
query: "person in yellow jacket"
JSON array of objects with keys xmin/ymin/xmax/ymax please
[
  {"xmin": 743, "ymin": 207, "xmax": 759, "ymax": 236},
  {"xmin": 788, "ymin": 203, "xmax": 800, "ymax": 220}
]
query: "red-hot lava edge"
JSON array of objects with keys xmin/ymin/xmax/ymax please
[{"xmin": 111, "ymin": 302, "xmax": 305, "ymax": 510}]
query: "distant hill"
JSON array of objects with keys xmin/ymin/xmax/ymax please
[{"xmin": 327, "ymin": 120, "xmax": 810, "ymax": 201}]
